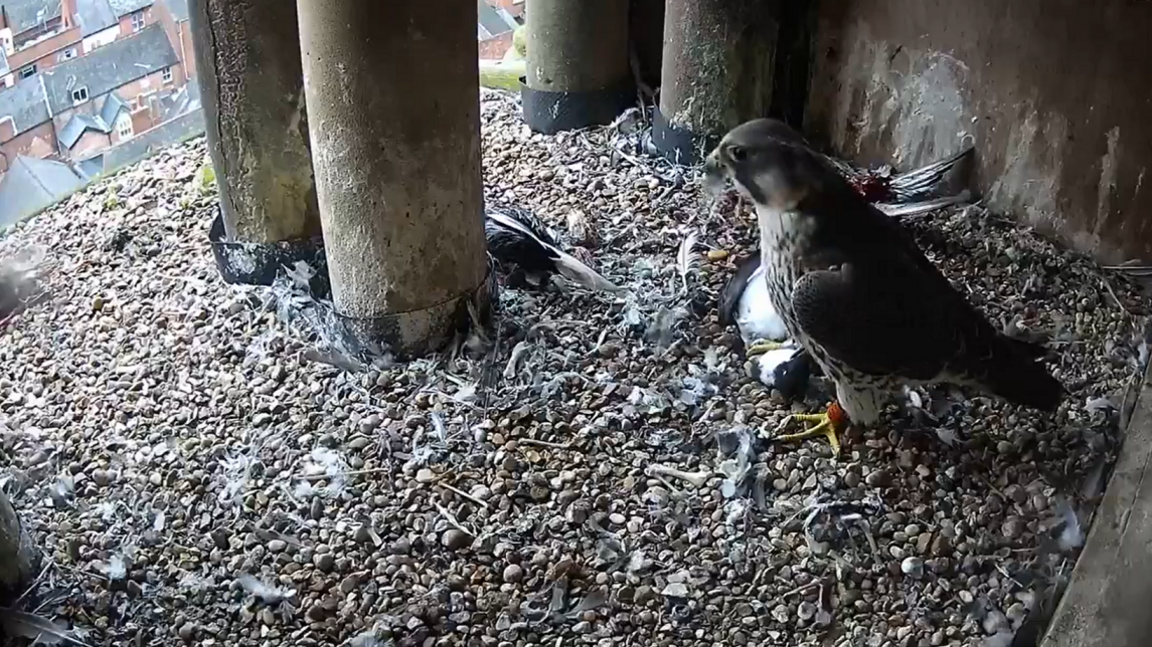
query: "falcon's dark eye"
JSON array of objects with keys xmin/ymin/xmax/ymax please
[{"xmin": 728, "ymin": 145, "xmax": 747, "ymax": 162}]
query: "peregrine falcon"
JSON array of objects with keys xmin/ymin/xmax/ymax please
[{"xmin": 703, "ymin": 119, "xmax": 1064, "ymax": 456}]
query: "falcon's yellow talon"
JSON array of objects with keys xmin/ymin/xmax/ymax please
[
  {"xmin": 746, "ymin": 340, "xmax": 785, "ymax": 357},
  {"xmin": 763, "ymin": 402, "xmax": 848, "ymax": 457}
]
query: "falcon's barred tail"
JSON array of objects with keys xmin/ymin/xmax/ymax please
[{"xmin": 967, "ymin": 337, "xmax": 1064, "ymax": 412}]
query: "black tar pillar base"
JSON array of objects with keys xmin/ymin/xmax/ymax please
[
  {"xmin": 521, "ymin": 0, "xmax": 635, "ymax": 134},
  {"xmin": 295, "ymin": 0, "xmax": 491, "ymax": 360}
]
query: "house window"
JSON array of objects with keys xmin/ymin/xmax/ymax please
[
  {"xmin": 130, "ymin": 10, "xmax": 146, "ymax": 32},
  {"xmin": 18, "ymin": 65, "xmax": 36, "ymax": 79},
  {"xmin": 115, "ymin": 113, "xmax": 133, "ymax": 139},
  {"xmin": 161, "ymin": 67, "xmax": 172, "ymax": 83},
  {"xmin": 71, "ymin": 86, "xmax": 89, "ymax": 104},
  {"xmin": 57, "ymin": 47, "xmax": 77, "ymax": 62}
]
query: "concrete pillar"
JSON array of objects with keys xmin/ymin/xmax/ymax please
[
  {"xmin": 188, "ymin": 0, "xmax": 320, "ymax": 244},
  {"xmin": 296, "ymin": 0, "xmax": 490, "ymax": 359},
  {"xmin": 0, "ymin": 489, "xmax": 39, "ymax": 603},
  {"xmin": 655, "ymin": 0, "xmax": 781, "ymax": 164},
  {"xmin": 521, "ymin": 0, "xmax": 634, "ymax": 134}
]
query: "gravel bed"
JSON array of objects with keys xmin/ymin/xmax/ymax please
[{"xmin": 0, "ymin": 89, "xmax": 1147, "ymax": 647}]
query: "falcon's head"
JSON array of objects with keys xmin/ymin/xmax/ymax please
[{"xmin": 703, "ymin": 118, "xmax": 825, "ymax": 213}]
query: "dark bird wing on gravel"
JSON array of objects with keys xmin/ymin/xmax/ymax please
[{"xmin": 484, "ymin": 204, "xmax": 621, "ymax": 292}]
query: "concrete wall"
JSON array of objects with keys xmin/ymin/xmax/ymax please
[{"xmin": 804, "ymin": 0, "xmax": 1152, "ymax": 264}]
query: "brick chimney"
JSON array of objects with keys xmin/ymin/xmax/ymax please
[{"xmin": 61, "ymin": 0, "xmax": 78, "ymax": 28}]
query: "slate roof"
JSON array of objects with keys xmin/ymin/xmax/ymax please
[
  {"xmin": 158, "ymin": 0, "xmax": 186, "ymax": 22},
  {"xmin": 40, "ymin": 23, "xmax": 177, "ymax": 115},
  {"xmin": 2, "ymin": 0, "xmax": 62, "ymax": 35},
  {"xmin": 477, "ymin": 0, "xmax": 517, "ymax": 38},
  {"xmin": 106, "ymin": 0, "xmax": 150, "ymax": 17},
  {"xmin": 57, "ymin": 91, "xmax": 125, "ymax": 148},
  {"xmin": 0, "ymin": 75, "xmax": 51, "ymax": 138},
  {"xmin": 75, "ymin": 0, "xmax": 118, "ymax": 37},
  {"xmin": 0, "ymin": 155, "xmax": 84, "ymax": 227}
]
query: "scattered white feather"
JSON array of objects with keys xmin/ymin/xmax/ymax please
[
  {"xmin": 178, "ymin": 572, "xmax": 212, "ymax": 593},
  {"xmin": 105, "ymin": 554, "xmax": 127, "ymax": 581},
  {"xmin": 1085, "ymin": 396, "xmax": 1116, "ymax": 414},
  {"xmin": 676, "ymin": 230, "xmax": 699, "ymax": 293},
  {"xmin": 92, "ymin": 501, "xmax": 119, "ymax": 522},
  {"xmin": 703, "ymin": 347, "xmax": 721, "ymax": 372},
  {"xmin": 1055, "ymin": 498, "xmax": 1084, "ymax": 551},
  {"xmin": 451, "ymin": 382, "xmax": 478, "ymax": 404},
  {"xmin": 717, "ymin": 427, "xmax": 754, "ymax": 498},
  {"xmin": 430, "ymin": 412, "xmax": 447, "ymax": 444},
  {"xmin": 503, "ymin": 340, "xmax": 532, "ymax": 379},
  {"xmin": 236, "ymin": 574, "xmax": 295, "ymax": 604},
  {"xmin": 934, "ymin": 428, "xmax": 959, "ymax": 447},
  {"xmin": 299, "ymin": 447, "xmax": 349, "ymax": 498},
  {"xmin": 217, "ymin": 452, "xmax": 252, "ymax": 505},
  {"xmin": 284, "ymin": 260, "xmax": 315, "ymax": 290},
  {"xmin": 292, "ymin": 479, "xmax": 319, "ymax": 499},
  {"xmin": 725, "ymin": 499, "xmax": 749, "ymax": 525}
]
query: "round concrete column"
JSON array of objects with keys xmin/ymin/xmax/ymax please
[
  {"xmin": 188, "ymin": 0, "xmax": 320, "ymax": 246},
  {"xmin": 521, "ymin": 0, "xmax": 634, "ymax": 134},
  {"xmin": 296, "ymin": 0, "xmax": 490, "ymax": 359},
  {"xmin": 655, "ymin": 0, "xmax": 781, "ymax": 165}
]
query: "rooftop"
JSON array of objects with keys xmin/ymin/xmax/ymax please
[
  {"xmin": 0, "ymin": 75, "xmax": 51, "ymax": 138},
  {"xmin": 2, "ymin": 0, "xmax": 62, "ymax": 35},
  {"xmin": 158, "ymin": 0, "xmax": 186, "ymax": 22},
  {"xmin": 56, "ymin": 91, "xmax": 125, "ymax": 149},
  {"xmin": 0, "ymin": 154, "xmax": 83, "ymax": 226},
  {"xmin": 40, "ymin": 23, "xmax": 177, "ymax": 115},
  {"xmin": 477, "ymin": 0, "xmax": 517, "ymax": 39},
  {"xmin": 74, "ymin": 0, "xmax": 118, "ymax": 37},
  {"xmin": 105, "ymin": 0, "xmax": 150, "ymax": 18}
]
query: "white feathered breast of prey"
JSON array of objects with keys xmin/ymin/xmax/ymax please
[{"xmin": 484, "ymin": 204, "xmax": 622, "ymax": 293}]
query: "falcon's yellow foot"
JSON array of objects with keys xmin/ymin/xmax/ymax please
[
  {"xmin": 763, "ymin": 401, "xmax": 849, "ymax": 457},
  {"xmin": 746, "ymin": 339, "xmax": 786, "ymax": 357}
]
